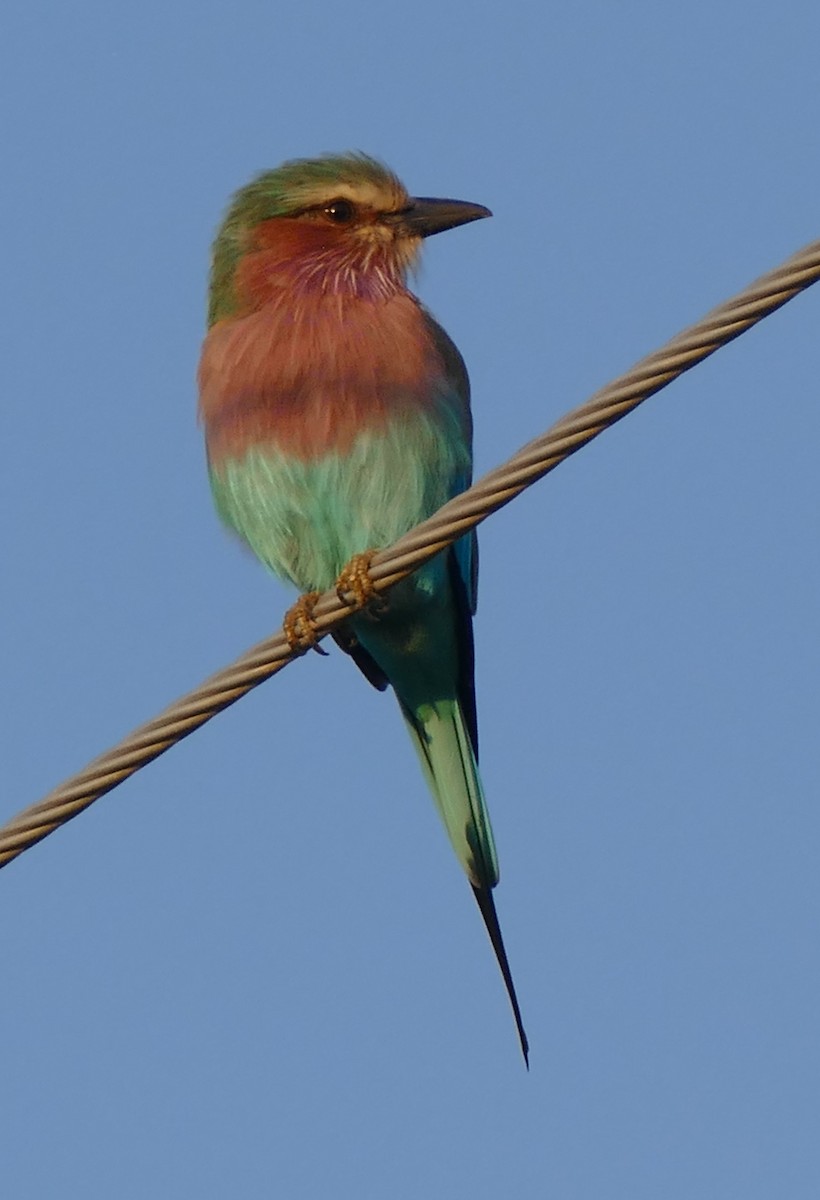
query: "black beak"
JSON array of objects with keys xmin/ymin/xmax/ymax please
[{"xmin": 394, "ymin": 196, "xmax": 492, "ymax": 238}]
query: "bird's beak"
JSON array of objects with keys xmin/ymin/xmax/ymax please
[{"xmin": 394, "ymin": 196, "xmax": 492, "ymax": 238}]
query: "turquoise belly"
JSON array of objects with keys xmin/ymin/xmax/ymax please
[{"xmin": 208, "ymin": 406, "xmax": 470, "ymax": 593}]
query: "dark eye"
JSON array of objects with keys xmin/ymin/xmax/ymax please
[{"xmin": 323, "ymin": 198, "xmax": 356, "ymax": 224}]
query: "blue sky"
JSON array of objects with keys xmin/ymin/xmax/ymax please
[{"xmin": 3, "ymin": 2, "xmax": 819, "ymax": 1196}]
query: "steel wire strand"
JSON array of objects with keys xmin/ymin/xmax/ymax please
[{"xmin": 2, "ymin": 238, "xmax": 819, "ymax": 868}]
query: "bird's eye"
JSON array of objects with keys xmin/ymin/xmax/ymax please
[{"xmin": 323, "ymin": 198, "xmax": 356, "ymax": 224}]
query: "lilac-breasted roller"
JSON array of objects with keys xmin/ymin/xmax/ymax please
[{"xmin": 198, "ymin": 153, "xmax": 528, "ymax": 1062}]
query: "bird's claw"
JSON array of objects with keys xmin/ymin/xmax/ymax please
[
  {"xmin": 335, "ymin": 550, "xmax": 383, "ymax": 612},
  {"xmin": 283, "ymin": 590, "xmax": 322, "ymax": 652}
]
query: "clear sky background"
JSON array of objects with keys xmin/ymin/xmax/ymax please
[{"xmin": 3, "ymin": 2, "xmax": 819, "ymax": 1197}]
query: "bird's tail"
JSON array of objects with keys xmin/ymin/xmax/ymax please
[
  {"xmin": 400, "ymin": 697, "xmax": 498, "ymax": 888},
  {"xmin": 399, "ymin": 697, "xmax": 529, "ymax": 1065}
]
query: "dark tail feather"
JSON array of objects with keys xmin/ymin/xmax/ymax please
[{"xmin": 472, "ymin": 884, "xmax": 529, "ymax": 1068}]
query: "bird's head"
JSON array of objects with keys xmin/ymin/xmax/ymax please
[{"xmin": 207, "ymin": 153, "xmax": 490, "ymax": 324}]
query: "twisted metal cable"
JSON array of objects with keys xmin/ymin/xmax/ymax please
[{"xmin": 2, "ymin": 238, "xmax": 819, "ymax": 869}]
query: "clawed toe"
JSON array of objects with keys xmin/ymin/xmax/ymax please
[
  {"xmin": 335, "ymin": 550, "xmax": 383, "ymax": 613},
  {"xmin": 283, "ymin": 590, "xmax": 322, "ymax": 652}
]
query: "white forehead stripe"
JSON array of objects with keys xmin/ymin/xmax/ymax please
[{"xmin": 295, "ymin": 178, "xmax": 408, "ymax": 213}]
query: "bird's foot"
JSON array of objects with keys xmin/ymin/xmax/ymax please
[
  {"xmin": 335, "ymin": 550, "xmax": 383, "ymax": 613},
  {"xmin": 282, "ymin": 590, "xmax": 322, "ymax": 653}
]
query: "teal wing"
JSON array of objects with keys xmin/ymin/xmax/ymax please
[{"xmin": 337, "ymin": 307, "xmax": 477, "ymax": 697}]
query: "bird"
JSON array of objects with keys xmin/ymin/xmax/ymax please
[{"xmin": 198, "ymin": 152, "xmax": 528, "ymax": 1063}]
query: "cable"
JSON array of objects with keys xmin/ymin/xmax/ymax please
[{"xmin": 2, "ymin": 238, "xmax": 818, "ymax": 869}]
